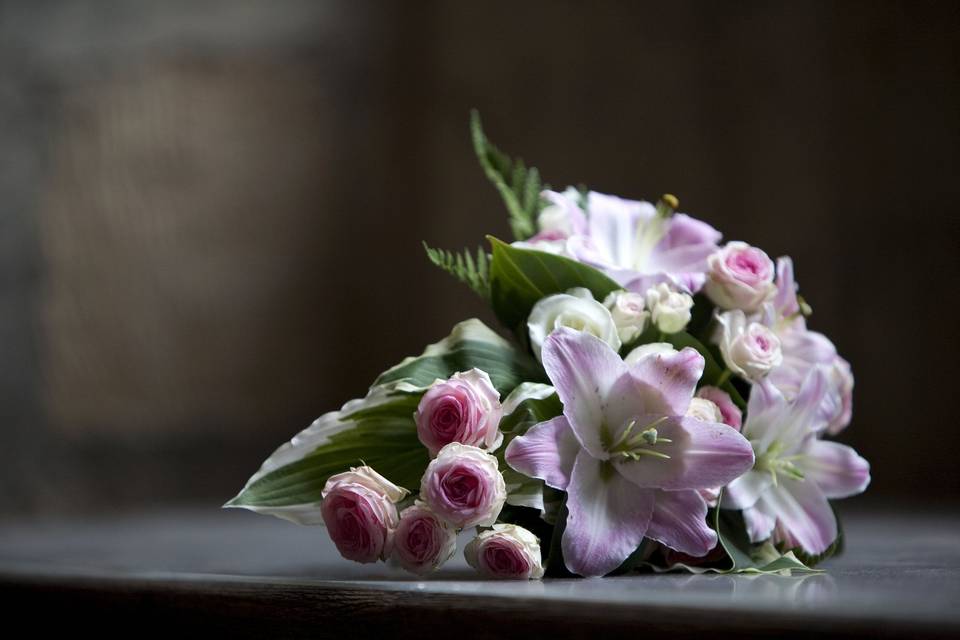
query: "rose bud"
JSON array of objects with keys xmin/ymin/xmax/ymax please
[
  {"xmin": 420, "ymin": 443, "xmax": 507, "ymax": 529},
  {"xmin": 603, "ymin": 290, "xmax": 649, "ymax": 344},
  {"xmin": 321, "ymin": 466, "xmax": 409, "ymax": 564},
  {"xmin": 704, "ymin": 241, "xmax": 777, "ymax": 312},
  {"xmin": 685, "ymin": 397, "xmax": 724, "ymax": 423},
  {"xmin": 392, "ymin": 503, "xmax": 458, "ymax": 576},
  {"xmin": 415, "ymin": 369, "xmax": 503, "ymax": 457},
  {"xmin": 696, "ymin": 385, "xmax": 743, "ymax": 430},
  {"xmin": 464, "ymin": 524, "xmax": 544, "ymax": 580},
  {"xmin": 645, "ymin": 283, "xmax": 694, "ymax": 334},
  {"xmin": 716, "ymin": 310, "xmax": 783, "ymax": 382}
]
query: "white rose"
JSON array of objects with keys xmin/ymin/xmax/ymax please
[
  {"xmin": 527, "ymin": 287, "xmax": 621, "ymax": 361},
  {"xmin": 624, "ymin": 342, "xmax": 678, "ymax": 366},
  {"xmin": 644, "ymin": 283, "xmax": 694, "ymax": 334},
  {"xmin": 603, "ymin": 290, "xmax": 649, "ymax": 344},
  {"xmin": 686, "ymin": 397, "xmax": 724, "ymax": 423},
  {"xmin": 464, "ymin": 523, "xmax": 545, "ymax": 580},
  {"xmin": 715, "ymin": 310, "xmax": 783, "ymax": 382},
  {"xmin": 322, "ymin": 465, "xmax": 410, "ymax": 504}
]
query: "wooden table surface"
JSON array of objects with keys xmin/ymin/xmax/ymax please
[{"xmin": 1, "ymin": 506, "xmax": 957, "ymax": 638}]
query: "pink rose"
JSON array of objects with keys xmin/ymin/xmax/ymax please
[
  {"xmin": 696, "ymin": 386, "xmax": 743, "ymax": 430},
  {"xmin": 415, "ymin": 369, "xmax": 503, "ymax": 457},
  {"xmin": 465, "ymin": 524, "xmax": 544, "ymax": 580},
  {"xmin": 704, "ymin": 241, "xmax": 777, "ymax": 312},
  {"xmin": 420, "ymin": 443, "xmax": 506, "ymax": 528},
  {"xmin": 392, "ymin": 503, "xmax": 457, "ymax": 576},
  {"xmin": 716, "ymin": 310, "xmax": 783, "ymax": 382},
  {"xmin": 321, "ymin": 466, "xmax": 409, "ymax": 564}
]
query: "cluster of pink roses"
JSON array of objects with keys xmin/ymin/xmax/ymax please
[{"xmin": 320, "ymin": 369, "xmax": 544, "ymax": 579}]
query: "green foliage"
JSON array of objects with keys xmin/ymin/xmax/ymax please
[
  {"xmin": 423, "ymin": 242, "xmax": 491, "ymax": 301},
  {"xmin": 487, "ymin": 236, "xmax": 622, "ymax": 336},
  {"xmin": 713, "ymin": 503, "xmax": 820, "ymax": 574},
  {"xmin": 470, "ymin": 110, "xmax": 545, "ymax": 241},
  {"xmin": 227, "ymin": 394, "xmax": 428, "ymax": 508},
  {"xmin": 374, "ymin": 337, "xmax": 546, "ymax": 397}
]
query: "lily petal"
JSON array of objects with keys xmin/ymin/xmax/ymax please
[
  {"xmin": 504, "ymin": 415, "xmax": 580, "ymax": 491},
  {"xmin": 616, "ymin": 417, "xmax": 754, "ymax": 491},
  {"xmin": 742, "ymin": 502, "xmax": 777, "ymax": 543},
  {"xmin": 541, "ymin": 328, "xmax": 625, "ymax": 459},
  {"xmin": 722, "ymin": 469, "xmax": 774, "ymax": 510},
  {"xmin": 801, "ymin": 439, "xmax": 871, "ymax": 499},
  {"xmin": 624, "ymin": 347, "xmax": 705, "ymax": 416},
  {"xmin": 764, "ymin": 477, "xmax": 838, "ymax": 555},
  {"xmin": 562, "ymin": 450, "xmax": 654, "ymax": 577},
  {"xmin": 646, "ymin": 490, "xmax": 718, "ymax": 557}
]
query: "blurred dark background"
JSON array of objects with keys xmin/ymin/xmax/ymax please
[{"xmin": 1, "ymin": 0, "xmax": 957, "ymax": 517}]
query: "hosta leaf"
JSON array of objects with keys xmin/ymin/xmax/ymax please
[{"xmin": 375, "ymin": 318, "xmax": 545, "ymax": 395}]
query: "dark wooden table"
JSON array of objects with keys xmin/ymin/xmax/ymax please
[{"xmin": 1, "ymin": 507, "xmax": 957, "ymax": 638}]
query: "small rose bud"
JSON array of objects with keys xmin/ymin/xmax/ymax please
[
  {"xmin": 686, "ymin": 397, "xmax": 724, "ymax": 423},
  {"xmin": 645, "ymin": 283, "xmax": 694, "ymax": 334},
  {"xmin": 321, "ymin": 466, "xmax": 409, "ymax": 564},
  {"xmin": 704, "ymin": 242, "xmax": 777, "ymax": 312},
  {"xmin": 420, "ymin": 443, "xmax": 507, "ymax": 529},
  {"xmin": 415, "ymin": 369, "xmax": 503, "ymax": 457},
  {"xmin": 392, "ymin": 503, "xmax": 458, "ymax": 576},
  {"xmin": 716, "ymin": 310, "xmax": 783, "ymax": 382},
  {"xmin": 696, "ymin": 386, "xmax": 743, "ymax": 430},
  {"xmin": 603, "ymin": 290, "xmax": 649, "ymax": 344},
  {"xmin": 528, "ymin": 287, "xmax": 621, "ymax": 361},
  {"xmin": 464, "ymin": 524, "xmax": 544, "ymax": 580}
]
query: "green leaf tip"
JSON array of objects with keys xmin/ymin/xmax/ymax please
[
  {"xmin": 423, "ymin": 241, "xmax": 491, "ymax": 300},
  {"xmin": 470, "ymin": 110, "xmax": 546, "ymax": 241}
]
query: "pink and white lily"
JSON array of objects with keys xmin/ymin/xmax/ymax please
[
  {"xmin": 519, "ymin": 189, "xmax": 722, "ymax": 294},
  {"xmin": 763, "ymin": 257, "xmax": 854, "ymax": 435},
  {"xmin": 722, "ymin": 367, "xmax": 870, "ymax": 555},
  {"xmin": 505, "ymin": 328, "xmax": 754, "ymax": 577}
]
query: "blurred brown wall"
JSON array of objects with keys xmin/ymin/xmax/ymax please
[{"xmin": 0, "ymin": 0, "xmax": 957, "ymax": 514}]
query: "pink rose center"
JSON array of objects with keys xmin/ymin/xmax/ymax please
[
  {"xmin": 726, "ymin": 249, "xmax": 770, "ymax": 283},
  {"xmin": 431, "ymin": 398, "xmax": 464, "ymax": 439},
  {"xmin": 405, "ymin": 518, "xmax": 434, "ymax": 559},
  {"xmin": 484, "ymin": 541, "xmax": 528, "ymax": 577},
  {"xmin": 440, "ymin": 466, "xmax": 483, "ymax": 508}
]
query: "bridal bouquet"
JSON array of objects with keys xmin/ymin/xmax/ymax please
[{"xmin": 227, "ymin": 113, "xmax": 870, "ymax": 579}]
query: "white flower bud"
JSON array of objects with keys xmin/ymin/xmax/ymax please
[{"xmin": 645, "ymin": 283, "xmax": 694, "ymax": 334}]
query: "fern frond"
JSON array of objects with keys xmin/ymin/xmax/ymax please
[
  {"xmin": 470, "ymin": 110, "xmax": 546, "ymax": 241},
  {"xmin": 423, "ymin": 242, "xmax": 491, "ymax": 300}
]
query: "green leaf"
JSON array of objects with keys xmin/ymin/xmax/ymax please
[
  {"xmin": 487, "ymin": 236, "xmax": 622, "ymax": 335},
  {"xmin": 374, "ymin": 318, "xmax": 546, "ymax": 395},
  {"xmin": 423, "ymin": 242, "xmax": 491, "ymax": 300},
  {"xmin": 227, "ymin": 393, "xmax": 428, "ymax": 511},
  {"xmin": 470, "ymin": 110, "xmax": 545, "ymax": 241},
  {"xmin": 713, "ymin": 504, "xmax": 821, "ymax": 574}
]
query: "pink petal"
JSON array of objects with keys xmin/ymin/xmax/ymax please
[
  {"xmin": 773, "ymin": 256, "xmax": 799, "ymax": 319},
  {"xmin": 585, "ymin": 192, "xmax": 652, "ymax": 269},
  {"xmin": 646, "ymin": 489, "xmax": 718, "ymax": 557},
  {"xmin": 625, "ymin": 347, "xmax": 704, "ymax": 416},
  {"xmin": 801, "ymin": 440, "xmax": 871, "ymax": 499},
  {"xmin": 562, "ymin": 450, "xmax": 654, "ymax": 577},
  {"xmin": 742, "ymin": 503, "xmax": 776, "ymax": 543},
  {"xmin": 615, "ymin": 417, "xmax": 754, "ymax": 491},
  {"xmin": 722, "ymin": 469, "xmax": 773, "ymax": 510},
  {"xmin": 504, "ymin": 416, "xmax": 580, "ymax": 491},
  {"xmin": 541, "ymin": 328, "xmax": 625, "ymax": 459},
  {"xmin": 763, "ymin": 478, "xmax": 837, "ymax": 555}
]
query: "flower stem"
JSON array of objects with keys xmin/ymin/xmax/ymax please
[{"xmin": 716, "ymin": 369, "xmax": 733, "ymax": 387}]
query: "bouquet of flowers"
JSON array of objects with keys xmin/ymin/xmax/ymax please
[{"xmin": 226, "ymin": 112, "xmax": 870, "ymax": 579}]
